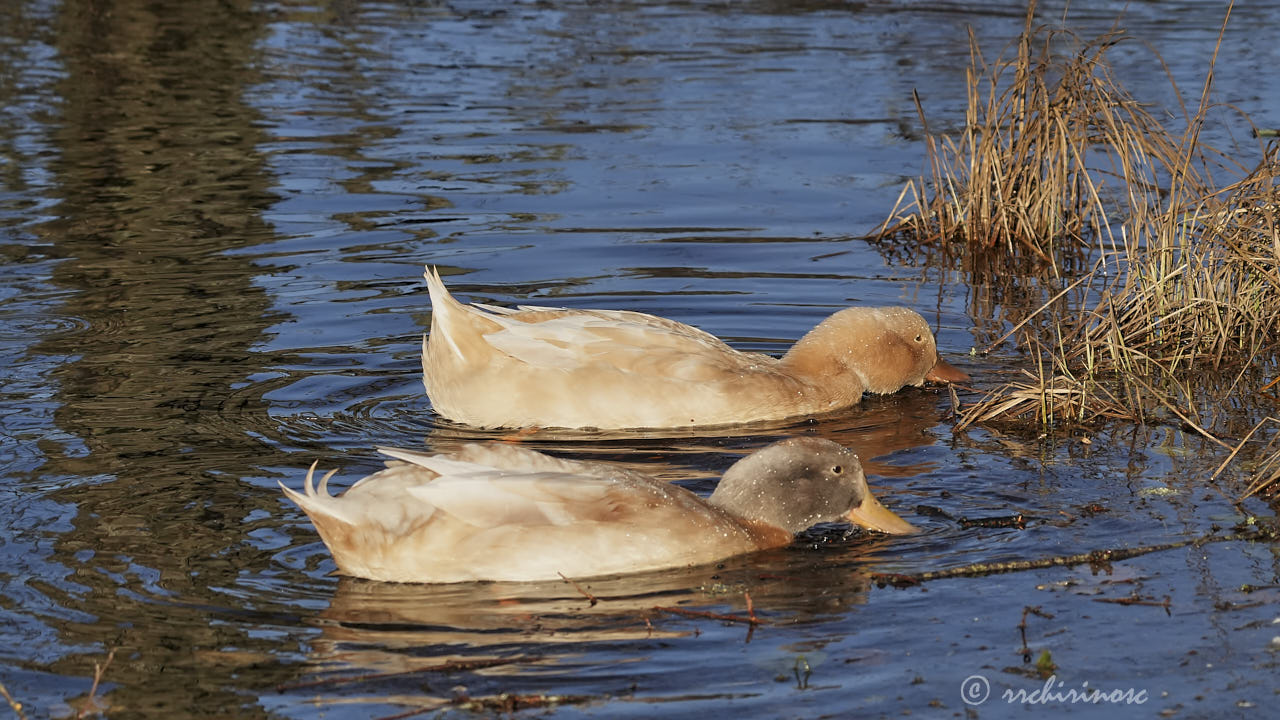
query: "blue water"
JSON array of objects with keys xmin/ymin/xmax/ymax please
[{"xmin": 1, "ymin": 1, "xmax": 1278, "ymax": 717}]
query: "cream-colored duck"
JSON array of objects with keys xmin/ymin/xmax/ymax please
[
  {"xmin": 280, "ymin": 437, "xmax": 916, "ymax": 584},
  {"xmin": 422, "ymin": 267, "xmax": 968, "ymax": 429}
]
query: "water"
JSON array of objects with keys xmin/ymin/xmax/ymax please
[{"xmin": 2, "ymin": 0, "xmax": 1279, "ymax": 717}]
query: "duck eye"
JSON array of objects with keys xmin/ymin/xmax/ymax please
[
  {"xmin": 831, "ymin": 465, "xmax": 843, "ymax": 475},
  {"xmin": 914, "ymin": 334, "xmax": 923, "ymax": 343}
]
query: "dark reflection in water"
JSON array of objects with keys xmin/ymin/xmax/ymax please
[
  {"xmin": 25, "ymin": 0, "xmax": 296, "ymax": 715},
  {"xmin": 0, "ymin": 0, "xmax": 1278, "ymax": 718}
]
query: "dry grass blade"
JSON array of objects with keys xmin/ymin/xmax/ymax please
[
  {"xmin": 1242, "ymin": 463, "xmax": 1280, "ymax": 502},
  {"xmin": 0, "ymin": 681, "xmax": 28, "ymax": 720},
  {"xmin": 955, "ymin": 370, "xmax": 1136, "ymax": 432},
  {"xmin": 75, "ymin": 649, "xmax": 116, "ymax": 719},
  {"xmin": 1239, "ymin": 419, "xmax": 1280, "ymax": 501}
]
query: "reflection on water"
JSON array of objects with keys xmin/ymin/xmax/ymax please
[
  {"xmin": 1, "ymin": 0, "xmax": 1278, "ymax": 717},
  {"xmin": 8, "ymin": 0, "xmax": 293, "ymax": 715},
  {"xmin": 313, "ymin": 552, "xmax": 880, "ymax": 654},
  {"xmin": 282, "ymin": 541, "xmax": 894, "ymax": 713},
  {"xmin": 423, "ymin": 392, "xmax": 949, "ymax": 479}
]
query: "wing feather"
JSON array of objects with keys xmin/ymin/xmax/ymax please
[
  {"xmin": 406, "ymin": 471, "xmax": 655, "ymax": 529},
  {"xmin": 380, "ymin": 444, "xmax": 673, "ymax": 529},
  {"xmin": 478, "ymin": 307, "xmax": 748, "ymax": 379}
]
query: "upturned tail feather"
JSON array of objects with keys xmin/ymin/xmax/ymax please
[{"xmin": 279, "ymin": 461, "xmax": 352, "ymax": 526}]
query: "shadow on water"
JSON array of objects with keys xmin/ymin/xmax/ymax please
[{"xmin": 0, "ymin": 0, "xmax": 1278, "ymax": 718}]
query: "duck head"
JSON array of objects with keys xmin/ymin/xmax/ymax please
[
  {"xmin": 708, "ymin": 437, "xmax": 917, "ymax": 535},
  {"xmin": 783, "ymin": 307, "xmax": 969, "ymax": 394}
]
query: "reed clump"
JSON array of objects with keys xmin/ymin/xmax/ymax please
[
  {"xmin": 875, "ymin": 1, "xmax": 1203, "ymax": 275},
  {"xmin": 1103, "ymin": 154, "xmax": 1280, "ymax": 373},
  {"xmin": 887, "ymin": 1, "xmax": 1280, "ymax": 486},
  {"xmin": 885, "ymin": 1, "xmax": 1280, "ymax": 499},
  {"xmin": 955, "ymin": 131, "xmax": 1280, "ymax": 439}
]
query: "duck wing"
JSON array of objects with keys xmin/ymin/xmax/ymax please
[
  {"xmin": 378, "ymin": 446, "xmax": 688, "ymax": 527},
  {"xmin": 379, "ymin": 443, "xmax": 653, "ymax": 482},
  {"xmin": 424, "ymin": 268, "xmax": 738, "ymax": 371},
  {"xmin": 478, "ymin": 307, "xmax": 763, "ymax": 380}
]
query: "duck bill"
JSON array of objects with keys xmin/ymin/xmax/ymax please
[
  {"xmin": 924, "ymin": 356, "xmax": 970, "ymax": 384},
  {"xmin": 845, "ymin": 495, "xmax": 917, "ymax": 535}
]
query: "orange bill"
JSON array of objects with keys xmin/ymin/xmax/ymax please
[
  {"xmin": 924, "ymin": 356, "xmax": 970, "ymax": 384},
  {"xmin": 844, "ymin": 494, "xmax": 917, "ymax": 535}
]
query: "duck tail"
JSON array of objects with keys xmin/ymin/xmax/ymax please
[
  {"xmin": 280, "ymin": 462, "xmax": 356, "ymax": 539},
  {"xmin": 423, "ymin": 265, "xmax": 449, "ymax": 302},
  {"xmin": 423, "ymin": 266, "xmax": 468, "ymax": 362},
  {"xmin": 425, "ymin": 265, "xmax": 471, "ymax": 316}
]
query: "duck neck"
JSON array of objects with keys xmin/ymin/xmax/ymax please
[
  {"xmin": 707, "ymin": 465, "xmax": 797, "ymax": 547},
  {"xmin": 776, "ymin": 320, "xmax": 867, "ymax": 407}
]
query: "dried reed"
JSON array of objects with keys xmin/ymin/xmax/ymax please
[
  {"xmin": 875, "ymin": 0, "xmax": 1201, "ymax": 275},
  {"xmin": 883, "ymin": 1, "xmax": 1280, "ymax": 489}
]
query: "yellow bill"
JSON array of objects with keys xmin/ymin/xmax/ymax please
[
  {"xmin": 845, "ymin": 494, "xmax": 917, "ymax": 535},
  {"xmin": 925, "ymin": 356, "xmax": 970, "ymax": 384}
]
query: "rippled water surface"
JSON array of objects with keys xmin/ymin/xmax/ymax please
[{"xmin": 2, "ymin": 1, "xmax": 1280, "ymax": 718}]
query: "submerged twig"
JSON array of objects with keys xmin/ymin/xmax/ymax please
[
  {"xmin": 277, "ymin": 657, "xmax": 532, "ymax": 692},
  {"xmin": 449, "ymin": 692, "xmax": 591, "ymax": 715},
  {"xmin": 0, "ymin": 680, "xmax": 28, "ymax": 720},
  {"xmin": 377, "ymin": 705, "xmax": 436, "ymax": 720},
  {"xmin": 1238, "ymin": 416, "xmax": 1280, "ymax": 501},
  {"xmin": 1017, "ymin": 606, "xmax": 1055, "ymax": 662},
  {"xmin": 871, "ymin": 529, "xmax": 1266, "ymax": 588},
  {"xmin": 914, "ymin": 504, "xmax": 1028, "ymax": 529},
  {"xmin": 76, "ymin": 648, "xmax": 115, "ymax": 719},
  {"xmin": 653, "ymin": 605, "xmax": 768, "ymax": 626},
  {"xmin": 1123, "ymin": 373, "xmax": 1230, "ymax": 450},
  {"xmin": 375, "ymin": 693, "xmax": 593, "ymax": 720},
  {"xmin": 1092, "ymin": 594, "xmax": 1172, "ymax": 615},
  {"xmin": 980, "ymin": 273, "xmax": 1094, "ymax": 354},
  {"xmin": 558, "ymin": 572, "xmax": 599, "ymax": 606},
  {"xmin": 1213, "ymin": 416, "xmax": 1277, "ymax": 483}
]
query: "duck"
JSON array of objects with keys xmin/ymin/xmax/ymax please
[
  {"xmin": 422, "ymin": 267, "xmax": 969, "ymax": 429},
  {"xmin": 280, "ymin": 437, "xmax": 916, "ymax": 583}
]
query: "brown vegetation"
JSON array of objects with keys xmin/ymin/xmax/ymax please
[
  {"xmin": 877, "ymin": 0, "xmax": 1280, "ymax": 497},
  {"xmin": 875, "ymin": 3, "xmax": 1200, "ymax": 273}
]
